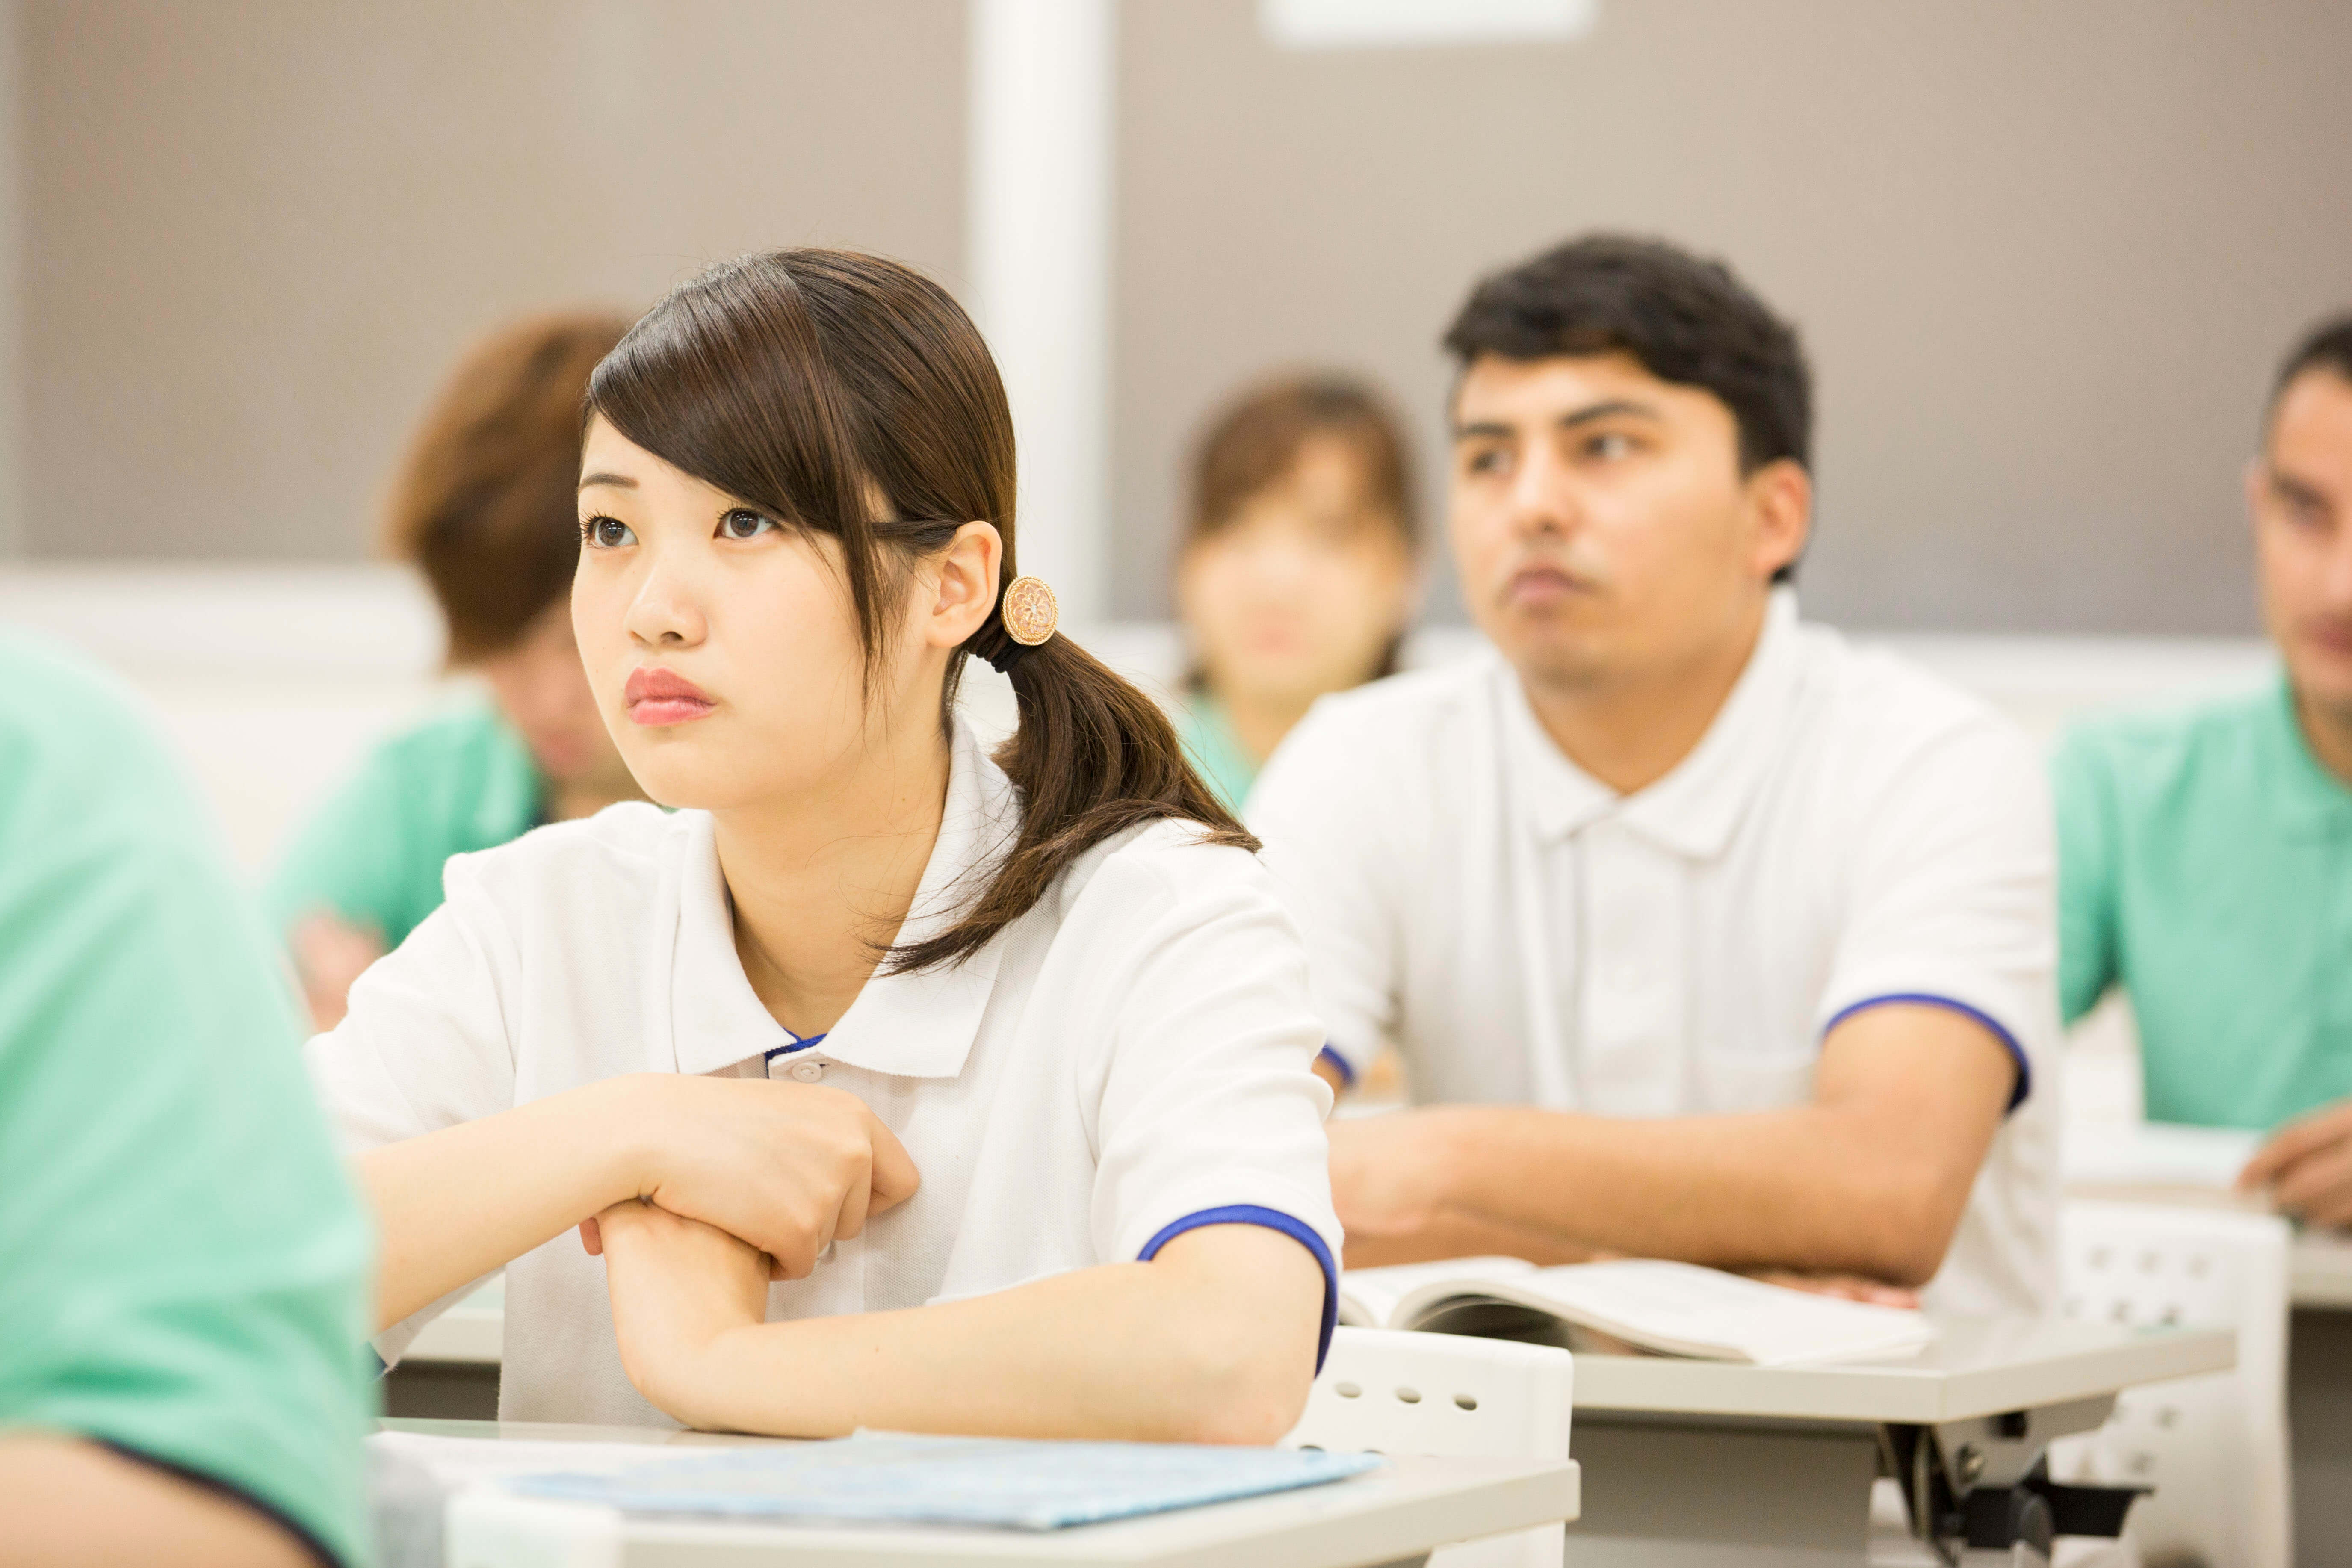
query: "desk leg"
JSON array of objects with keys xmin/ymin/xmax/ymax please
[
  {"xmin": 1566, "ymin": 1417, "xmax": 1879, "ymax": 1566},
  {"xmin": 2292, "ymin": 1307, "xmax": 2352, "ymax": 1568}
]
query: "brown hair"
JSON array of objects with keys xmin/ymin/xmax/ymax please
[
  {"xmin": 384, "ymin": 311, "xmax": 633, "ymax": 664},
  {"xmin": 586, "ymin": 249, "xmax": 1252, "ymax": 972},
  {"xmin": 1190, "ymin": 373, "xmax": 1417, "ymax": 547},
  {"xmin": 1184, "ymin": 372, "xmax": 1419, "ymax": 683}
]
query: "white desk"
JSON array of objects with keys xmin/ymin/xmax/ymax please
[
  {"xmin": 1563, "ymin": 1320, "xmax": 2233, "ymax": 1567},
  {"xmin": 2293, "ymin": 1230, "xmax": 2352, "ymax": 1309},
  {"xmin": 406, "ymin": 1290, "xmax": 503, "ymax": 1364},
  {"xmin": 380, "ymin": 1419, "xmax": 1581, "ymax": 1568}
]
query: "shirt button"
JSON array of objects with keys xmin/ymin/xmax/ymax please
[{"xmin": 789, "ymin": 1059, "xmax": 824, "ymax": 1083}]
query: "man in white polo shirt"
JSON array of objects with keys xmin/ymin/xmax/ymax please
[{"xmin": 1251, "ymin": 234, "xmax": 2057, "ymax": 1314}]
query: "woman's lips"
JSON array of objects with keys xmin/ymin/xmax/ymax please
[{"xmin": 623, "ymin": 667, "xmax": 715, "ymax": 727}]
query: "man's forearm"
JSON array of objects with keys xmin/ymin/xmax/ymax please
[
  {"xmin": 1344, "ymin": 1202, "xmax": 1606, "ymax": 1270},
  {"xmin": 1365, "ymin": 1103, "xmax": 1970, "ymax": 1284},
  {"xmin": 1339, "ymin": 1005, "xmax": 2015, "ymax": 1284}
]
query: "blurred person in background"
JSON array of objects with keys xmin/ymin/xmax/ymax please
[
  {"xmin": 0, "ymin": 631, "xmax": 373, "ymax": 1566},
  {"xmin": 1251, "ymin": 234, "xmax": 2057, "ymax": 1311},
  {"xmin": 270, "ymin": 311, "xmax": 645, "ymax": 1030},
  {"xmin": 1173, "ymin": 375, "xmax": 1420, "ymax": 813},
  {"xmin": 2055, "ymin": 314, "xmax": 2352, "ymax": 1224}
]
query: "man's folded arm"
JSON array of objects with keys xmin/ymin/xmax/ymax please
[{"xmin": 1336, "ymin": 1001, "xmax": 2017, "ymax": 1284}]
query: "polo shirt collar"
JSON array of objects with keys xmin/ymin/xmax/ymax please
[
  {"xmin": 669, "ymin": 720, "xmax": 1016, "ymax": 1079},
  {"xmin": 1504, "ymin": 589, "xmax": 1804, "ymax": 859},
  {"xmin": 2262, "ymin": 676, "xmax": 2352, "ymax": 840}
]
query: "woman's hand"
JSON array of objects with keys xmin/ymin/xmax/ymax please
[
  {"xmin": 603, "ymin": 1075, "xmax": 921, "ymax": 1279},
  {"xmin": 359, "ymin": 1072, "xmax": 919, "ymax": 1331},
  {"xmin": 595, "ymin": 1199, "xmax": 772, "ymax": 1429}
]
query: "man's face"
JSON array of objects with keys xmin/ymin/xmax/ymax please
[
  {"xmin": 1446, "ymin": 352, "xmax": 1808, "ymax": 695},
  {"xmin": 2250, "ymin": 368, "xmax": 2352, "ymax": 718}
]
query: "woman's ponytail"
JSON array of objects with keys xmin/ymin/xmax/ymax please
[{"xmin": 889, "ymin": 620, "xmax": 1254, "ymax": 973}]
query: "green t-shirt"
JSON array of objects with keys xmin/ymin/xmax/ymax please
[
  {"xmin": 2054, "ymin": 679, "xmax": 2352, "ymax": 1130},
  {"xmin": 1176, "ymin": 694, "xmax": 1261, "ymax": 817},
  {"xmin": 0, "ymin": 632, "xmax": 375, "ymax": 1565},
  {"xmin": 267, "ymin": 697, "xmax": 543, "ymax": 951}
]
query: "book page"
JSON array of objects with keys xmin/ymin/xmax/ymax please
[
  {"xmin": 2063, "ymin": 1121, "xmax": 2263, "ymax": 1193},
  {"xmin": 1407, "ymin": 1259, "xmax": 1934, "ymax": 1365},
  {"xmin": 1336, "ymin": 1256, "xmax": 1536, "ymax": 1328}
]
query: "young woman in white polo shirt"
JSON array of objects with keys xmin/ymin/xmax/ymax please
[{"xmin": 305, "ymin": 249, "xmax": 1340, "ymax": 1440}]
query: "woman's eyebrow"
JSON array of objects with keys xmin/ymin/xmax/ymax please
[{"xmin": 578, "ymin": 471, "xmax": 638, "ymax": 491}]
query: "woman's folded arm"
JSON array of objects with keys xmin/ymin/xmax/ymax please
[{"xmin": 596, "ymin": 1200, "xmax": 1323, "ymax": 1444}]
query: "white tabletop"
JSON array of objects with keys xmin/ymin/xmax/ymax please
[
  {"xmin": 386, "ymin": 1419, "xmax": 1579, "ymax": 1568},
  {"xmin": 1568, "ymin": 1318, "xmax": 2233, "ymax": 1425},
  {"xmin": 404, "ymin": 1289, "xmax": 502, "ymax": 1363},
  {"xmin": 2295, "ymin": 1231, "xmax": 2352, "ymax": 1309}
]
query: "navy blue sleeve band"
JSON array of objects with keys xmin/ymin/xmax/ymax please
[
  {"xmin": 1314, "ymin": 1044, "xmax": 1356, "ymax": 1089},
  {"xmin": 1822, "ymin": 992, "xmax": 2031, "ymax": 1113},
  {"xmin": 1138, "ymin": 1204, "xmax": 1339, "ymax": 1373},
  {"xmin": 97, "ymin": 1440, "xmax": 347, "ymax": 1568}
]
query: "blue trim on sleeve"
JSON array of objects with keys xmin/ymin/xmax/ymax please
[
  {"xmin": 763, "ymin": 1031, "xmax": 827, "ymax": 1061},
  {"xmin": 1314, "ymin": 1043, "xmax": 1356, "ymax": 1089},
  {"xmin": 98, "ymin": 1440, "xmax": 355, "ymax": 1568},
  {"xmin": 1139, "ymin": 1204, "xmax": 1340, "ymax": 1373},
  {"xmin": 1822, "ymin": 993, "xmax": 2031, "ymax": 1113}
]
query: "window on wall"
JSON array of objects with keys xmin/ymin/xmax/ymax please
[{"xmin": 1259, "ymin": 0, "xmax": 1599, "ymax": 51}]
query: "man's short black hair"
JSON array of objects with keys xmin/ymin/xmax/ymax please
[
  {"xmin": 2269, "ymin": 313, "xmax": 2352, "ymax": 418},
  {"xmin": 1443, "ymin": 233, "xmax": 1812, "ymax": 476}
]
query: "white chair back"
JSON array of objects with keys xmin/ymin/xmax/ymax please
[
  {"xmin": 2049, "ymin": 1199, "xmax": 2290, "ymax": 1568},
  {"xmin": 1284, "ymin": 1326, "xmax": 1572, "ymax": 1568}
]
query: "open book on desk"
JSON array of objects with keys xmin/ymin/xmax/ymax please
[
  {"xmin": 2062, "ymin": 1120, "xmax": 2266, "ymax": 1204},
  {"xmin": 1338, "ymin": 1257, "xmax": 1935, "ymax": 1367}
]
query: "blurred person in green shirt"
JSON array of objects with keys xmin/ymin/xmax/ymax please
[
  {"xmin": 269, "ymin": 312, "xmax": 645, "ymax": 1030},
  {"xmin": 2055, "ymin": 315, "xmax": 2352, "ymax": 1224},
  {"xmin": 0, "ymin": 630, "xmax": 374, "ymax": 1566},
  {"xmin": 1173, "ymin": 375, "xmax": 1422, "ymax": 815}
]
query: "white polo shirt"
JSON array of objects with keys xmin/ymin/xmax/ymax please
[
  {"xmin": 1248, "ymin": 592, "xmax": 2059, "ymax": 1315},
  {"xmin": 306, "ymin": 720, "xmax": 1341, "ymax": 1426}
]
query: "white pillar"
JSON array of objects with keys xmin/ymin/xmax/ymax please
[{"xmin": 965, "ymin": 0, "xmax": 1115, "ymax": 623}]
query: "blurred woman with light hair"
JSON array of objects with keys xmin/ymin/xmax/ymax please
[
  {"xmin": 1173, "ymin": 374, "xmax": 1421, "ymax": 812},
  {"xmin": 268, "ymin": 311, "xmax": 645, "ymax": 1029}
]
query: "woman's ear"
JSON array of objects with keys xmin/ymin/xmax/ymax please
[{"xmin": 925, "ymin": 521, "xmax": 1005, "ymax": 650}]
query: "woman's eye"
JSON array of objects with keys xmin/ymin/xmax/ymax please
[
  {"xmin": 719, "ymin": 508, "xmax": 777, "ymax": 540},
  {"xmin": 582, "ymin": 516, "xmax": 635, "ymax": 549}
]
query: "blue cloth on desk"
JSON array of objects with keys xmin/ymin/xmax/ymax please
[{"xmin": 504, "ymin": 1432, "xmax": 1381, "ymax": 1531}]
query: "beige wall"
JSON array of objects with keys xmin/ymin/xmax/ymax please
[
  {"xmin": 18, "ymin": 2, "xmax": 2352, "ymax": 634},
  {"xmin": 1114, "ymin": 0, "xmax": 2352, "ymax": 632},
  {"xmin": 20, "ymin": 0, "xmax": 965, "ymax": 562}
]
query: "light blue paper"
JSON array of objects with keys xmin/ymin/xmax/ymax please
[{"xmin": 504, "ymin": 1433, "xmax": 1383, "ymax": 1531}]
